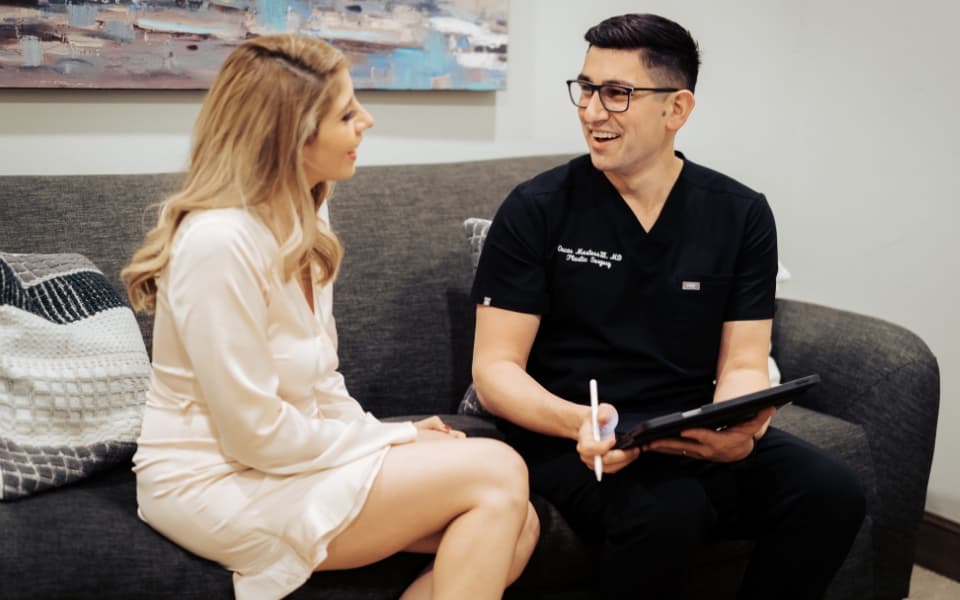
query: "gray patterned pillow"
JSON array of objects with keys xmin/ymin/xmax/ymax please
[
  {"xmin": 0, "ymin": 252, "xmax": 150, "ymax": 500},
  {"xmin": 464, "ymin": 217, "xmax": 491, "ymax": 271},
  {"xmin": 459, "ymin": 218, "xmax": 493, "ymax": 417}
]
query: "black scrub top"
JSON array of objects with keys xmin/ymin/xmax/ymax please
[{"xmin": 472, "ymin": 153, "xmax": 777, "ymax": 427}]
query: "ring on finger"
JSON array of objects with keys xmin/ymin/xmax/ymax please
[{"xmin": 681, "ymin": 450, "xmax": 687, "ymax": 457}]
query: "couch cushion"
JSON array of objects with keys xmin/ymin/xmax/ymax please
[
  {"xmin": 0, "ymin": 465, "xmax": 234, "ymax": 599},
  {"xmin": 0, "ymin": 173, "xmax": 185, "ymax": 353},
  {"xmin": 0, "ymin": 464, "xmax": 439, "ymax": 600}
]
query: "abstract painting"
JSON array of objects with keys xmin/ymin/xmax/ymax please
[{"xmin": 0, "ymin": 0, "xmax": 508, "ymax": 90}]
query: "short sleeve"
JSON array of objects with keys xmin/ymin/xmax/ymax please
[
  {"xmin": 724, "ymin": 195, "xmax": 778, "ymax": 321},
  {"xmin": 470, "ymin": 186, "xmax": 552, "ymax": 315}
]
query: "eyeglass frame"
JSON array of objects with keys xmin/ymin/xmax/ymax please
[{"xmin": 565, "ymin": 79, "xmax": 680, "ymax": 113}]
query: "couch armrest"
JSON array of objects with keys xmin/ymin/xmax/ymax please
[{"xmin": 771, "ymin": 298, "xmax": 939, "ymax": 600}]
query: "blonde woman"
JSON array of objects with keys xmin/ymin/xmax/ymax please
[{"xmin": 122, "ymin": 35, "xmax": 538, "ymax": 600}]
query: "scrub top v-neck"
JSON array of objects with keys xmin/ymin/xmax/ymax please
[{"xmin": 472, "ymin": 153, "xmax": 778, "ymax": 422}]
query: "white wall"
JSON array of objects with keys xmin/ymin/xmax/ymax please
[{"xmin": 1, "ymin": 0, "xmax": 957, "ymax": 521}]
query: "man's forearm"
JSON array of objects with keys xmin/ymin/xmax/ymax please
[
  {"xmin": 474, "ymin": 361, "xmax": 588, "ymax": 441},
  {"xmin": 713, "ymin": 367, "xmax": 770, "ymax": 403},
  {"xmin": 714, "ymin": 367, "xmax": 773, "ymax": 437}
]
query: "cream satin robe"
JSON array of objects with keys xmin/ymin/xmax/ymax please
[{"xmin": 133, "ymin": 208, "xmax": 416, "ymax": 600}]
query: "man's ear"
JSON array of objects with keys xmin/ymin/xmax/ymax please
[{"xmin": 665, "ymin": 90, "xmax": 695, "ymax": 131}]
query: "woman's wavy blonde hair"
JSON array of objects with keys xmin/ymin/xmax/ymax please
[{"xmin": 122, "ymin": 34, "xmax": 348, "ymax": 313}]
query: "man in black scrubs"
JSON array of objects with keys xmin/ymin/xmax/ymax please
[{"xmin": 471, "ymin": 13, "xmax": 865, "ymax": 600}]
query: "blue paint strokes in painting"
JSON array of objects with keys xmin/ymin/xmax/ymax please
[
  {"xmin": 257, "ymin": 0, "xmax": 288, "ymax": 35},
  {"xmin": 0, "ymin": 0, "xmax": 510, "ymax": 90},
  {"xmin": 370, "ymin": 31, "xmax": 454, "ymax": 89}
]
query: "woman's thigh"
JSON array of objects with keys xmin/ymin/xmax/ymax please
[{"xmin": 318, "ymin": 437, "xmax": 527, "ymax": 571}]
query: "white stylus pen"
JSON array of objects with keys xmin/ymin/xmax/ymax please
[{"xmin": 590, "ymin": 378, "xmax": 603, "ymax": 482}]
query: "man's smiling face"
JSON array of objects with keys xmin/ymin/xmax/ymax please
[{"xmin": 576, "ymin": 47, "xmax": 677, "ymax": 177}]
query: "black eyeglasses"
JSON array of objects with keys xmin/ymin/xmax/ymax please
[{"xmin": 566, "ymin": 79, "xmax": 679, "ymax": 113}]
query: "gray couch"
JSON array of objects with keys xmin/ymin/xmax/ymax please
[{"xmin": 0, "ymin": 155, "xmax": 939, "ymax": 599}]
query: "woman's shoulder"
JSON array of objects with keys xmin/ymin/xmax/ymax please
[
  {"xmin": 181, "ymin": 207, "xmax": 266, "ymax": 232},
  {"xmin": 173, "ymin": 208, "xmax": 277, "ymax": 264}
]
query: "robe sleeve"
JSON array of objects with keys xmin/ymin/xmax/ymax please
[{"xmin": 166, "ymin": 214, "xmax": 416, "ymax": 474}]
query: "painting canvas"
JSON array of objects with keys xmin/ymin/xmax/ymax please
[{"xmin": 0, "ymin": 0, "xmax": 508, "ymax": 90}]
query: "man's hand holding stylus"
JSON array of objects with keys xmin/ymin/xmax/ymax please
[{"xmin": 576, "ymin": 403, "xmax": 639, "ymax": 475}]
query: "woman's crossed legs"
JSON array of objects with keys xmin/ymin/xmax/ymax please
[{"xmin": 318, "ymin": 436, "xmax": 540, "ymax": 600}]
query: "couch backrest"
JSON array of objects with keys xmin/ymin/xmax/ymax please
[
  {"xmin": 0, "ymin": 172, "xmax": 184, "ymax": 357},
  {"xmin": 0, "ymin": 154, "xmax": 575, "ymax": 417}
]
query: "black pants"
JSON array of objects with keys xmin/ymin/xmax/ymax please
[{"xmin": 520, "ymin": 428, "xmax": 866, "ymax": 600}]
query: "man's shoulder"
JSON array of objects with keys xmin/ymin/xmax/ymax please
[
  {"xmin": 491, "ymin": 156, "xmax": 593, "ymax": 235},
  {"xmin": 512, "ymin": 154, "xmax": 593, "ymax": 200},
  {"xmin": 682, "ymin": 157, "xmax": 765, "ymax": 203}
]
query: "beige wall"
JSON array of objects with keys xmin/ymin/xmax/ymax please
[{"xmin": 1, "ymin": 0, "xmax": 957, "ymax": 521}]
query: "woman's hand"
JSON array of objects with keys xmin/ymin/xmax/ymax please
[{"xmin": 413, "ymin": 416, "xmax": 466, "ymax": 441}]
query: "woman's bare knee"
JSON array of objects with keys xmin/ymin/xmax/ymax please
[
  {"xmin": 455, "ymin": 442, "xmax": 530, "ymax": 540},
  {"xmin": 319, "ymin": 438, "xmax": 531, "ymax": 572},
  {"xmin": 464, "ymin": 439, "xmax": 529, "ymax": 508},
  {"xmin": 473, "ymin": 439, "xmax": 528, "ymax": 483}
]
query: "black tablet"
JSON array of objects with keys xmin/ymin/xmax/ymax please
[{"xmin": 612, "ymin": 374, "xmax": 820, "ymax": 450}]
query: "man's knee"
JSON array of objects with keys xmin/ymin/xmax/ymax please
[
  {"xmin": 784, "ymin": 452, "xmax": 866, "ymax": 543},
  {"xmin": 812, "ymin": 458, "xmax": 866, "ymax": 529},
  {"xmin": 761, "ymin": 434, "xmax": 866, "ymax": 532}
]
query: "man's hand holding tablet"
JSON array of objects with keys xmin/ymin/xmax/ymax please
[{"xmin": 613, "ymin": 375, "xmax": 820, "ymax": 460}]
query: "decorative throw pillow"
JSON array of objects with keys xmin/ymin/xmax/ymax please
[
  {"xmin": 0, "ymin": 252, "xmax": 150, "ymax": 500},
  {"xmin": 457, "ymin": 218, "xmax": 792, "ymax": 415},
  {"xmin": 460, "ymin": 219, "xmax": 494, "ymax": 416}
]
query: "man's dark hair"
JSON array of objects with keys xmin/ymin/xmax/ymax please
[{"xmin": 585, "ymin": 13, "xmax": 701, "ymax": 93}]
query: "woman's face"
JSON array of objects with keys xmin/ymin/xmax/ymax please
[{"xmin": 303, "ymin": 69, "xmax": 374, "ymax": 186}]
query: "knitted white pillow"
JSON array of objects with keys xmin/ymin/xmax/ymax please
[{"xmin": 0, "ymin": 252, "xmax": 149, "ymax": 500}]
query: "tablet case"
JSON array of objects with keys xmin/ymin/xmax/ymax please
[{"xmin": 613, "ymin": 374, "xmax": 820, "ymax": 449}]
